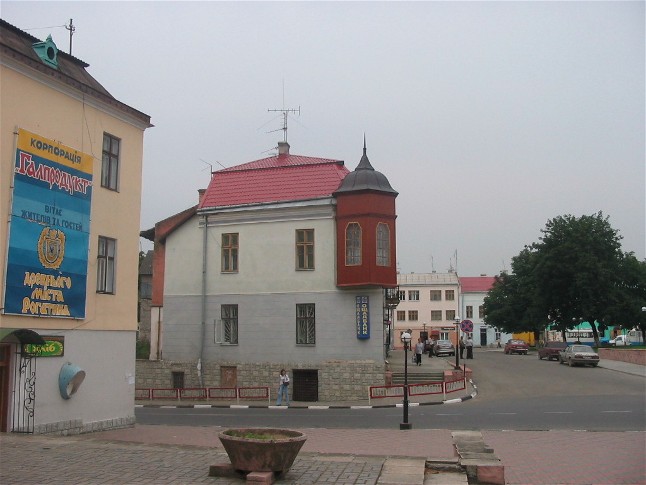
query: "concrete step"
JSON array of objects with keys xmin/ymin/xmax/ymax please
[{"xmin": 392, "ymin": 372, "xmax": 445, "ymax": 384}]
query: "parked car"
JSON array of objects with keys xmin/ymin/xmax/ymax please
[
  {"xmin": 433, "ymin": 340, "xmax": 455, "ymax": 356},
  {"xmin": 558, "ymin": 344, "xmax": 600, "ymax": 367},
  {"xmin": 538, "ymin": 341, "xmax": 568, "ymax": 361},
  {"xmin": 504, "ymin": 339, "xmax": 529, "ymax": 355}
]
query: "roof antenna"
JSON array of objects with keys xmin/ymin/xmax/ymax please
[
  {"xmin": 65, "ymin": 19, "xmax": 75, "ymax": 55},
  {"xmin": 268, "ymin": 78, "xmax": 300, "ymax": 143}
]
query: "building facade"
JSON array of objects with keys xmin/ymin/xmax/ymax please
[
  {"xmin": 395, "ymin": 272, "xmax": 461, "ymax": 347},
  {"xmin": 459, "ymin": 276, "xmax": 511, "ymax": 347},
  {"xmin": 0, "ymin": 20, "xmax": 150, "ymax": 433},
  {"xmin": 139, "ymin": 141, "xmax": 398, "ymax": 402}
]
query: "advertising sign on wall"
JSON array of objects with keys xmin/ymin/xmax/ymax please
[
  {"xmin": 356, "ymin": 295, "xmax": 370, "ymax": 339},
  {"xmin": 3, "ymin": 129, "xmax": 93, "ymax": 318}
]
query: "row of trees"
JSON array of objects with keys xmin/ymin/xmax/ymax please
[{"xmin": 483, "ymin": 212, "xmax": 646, "ymax": 346}]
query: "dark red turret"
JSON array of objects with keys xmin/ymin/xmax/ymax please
[{"xmin": 334, "ymin": 140, "xmax": 398, "ymax": 288}]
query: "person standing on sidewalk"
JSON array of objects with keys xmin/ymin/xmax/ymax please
[
  {"xmin": 466, "ymin": 337, "xmax": 474, "ymax": 359},
  {"xmin": 459, "ymin": 338, "xmax": 466, "ymax": 359},
  {"xmin": 415, "ymin": 338, "xmax": 425, "ymax": 366},
  {"xmin": 276, "ymin": 369, "xmax": 290, "ymax": 406}
]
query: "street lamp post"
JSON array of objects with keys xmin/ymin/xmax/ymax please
[
  {"xmin": 400, "ymin": 331, "xmax": 412, "ymax": 430},
  {"xmin": 454, "ymin": 317, "xmax": 461, "ymax": 369}
]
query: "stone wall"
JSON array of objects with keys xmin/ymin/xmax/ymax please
[
  {"xmin": 598, "ymin": 348, "xmax": 646, "ymax": 366},
  {"xmin": 136, "ymin": 359, "xmax": 386, "ymax": 402}
]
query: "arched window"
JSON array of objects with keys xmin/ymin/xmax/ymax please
[
  {"xmin": 376, "ymin": 223, "xmax": 390, "ymax": 266},
  {"xmin": 345, "ymin": 223, "xmax": 361, "ymax": 265}
]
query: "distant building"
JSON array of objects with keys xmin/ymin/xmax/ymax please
[
  {"xmin": 139, "ymin": 141, "xmax": 398, "ymax": 401},
  {"xmin": 0, "ymin": 19, "xmax": 151, "ymax": 434},
  {"xmin": 138, "ymin": 250, "xmax": 153, "ymax": 343},
  {"xmin": 395, "ymin": 272, "xmax": 460, "ymax": 346},
  {"xmin": 459, "ymin": 276, "xmax": 511, "ymax": 346}
]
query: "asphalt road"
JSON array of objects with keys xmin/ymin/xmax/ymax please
[{"xmin": 135, "ymin": 349, "xmax": 646, "ymax": 431}]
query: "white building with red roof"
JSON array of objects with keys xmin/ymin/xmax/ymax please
[
  {"xmin": 459, "ymin": 276, "xmax": 511, "ymax": 346},
  {"xmin": 141, "ymin": 141, "xmax": 398, "ymax": 402}
]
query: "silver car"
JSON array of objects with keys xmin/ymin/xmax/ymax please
[
  {"xmin": 433, "ymin": 339, "xmax": 455, "ymax": 357},
  {"xmin": 558, "ymin": 344, "xmax": 600, "ymax": 367}
]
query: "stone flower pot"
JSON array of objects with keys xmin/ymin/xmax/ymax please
[{"xmin": 218, "ymin": 428, "xmax": 307, "ymax": 474}]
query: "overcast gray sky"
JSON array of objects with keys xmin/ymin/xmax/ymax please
[{"xmin": 4, "ymin": 1, "xmax": 644, "ymax": 277}]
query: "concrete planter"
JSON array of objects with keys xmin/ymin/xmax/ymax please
[{"xmin": 218, "ymin": 428, "xmax": 307, "ymax": 474}]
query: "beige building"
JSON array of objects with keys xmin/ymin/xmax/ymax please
[
  {"xmin": 394, "ymin": 272, "xmax": 460, "ymax": 348},
  {"xmin": 0, "ymin": 20, "xmax": 150, "ymax": 433}
]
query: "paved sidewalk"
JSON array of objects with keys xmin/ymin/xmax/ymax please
[{"xmin": 1, "ymin": 352, "xmax": 643, "ymax": 484}]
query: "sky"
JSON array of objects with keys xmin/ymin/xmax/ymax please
[{"xmin": 3, "ymin": 1, "xmax": 644, "ymax": 277}]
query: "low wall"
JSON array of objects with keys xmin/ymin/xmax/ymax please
[{"xmin": 598, "ymin": 348, "xmax": 646, "ymax": 366}]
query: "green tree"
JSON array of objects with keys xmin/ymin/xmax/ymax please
[{"xmin": 484, "ymin": 212, "xmax": 642, "ymax": 347}]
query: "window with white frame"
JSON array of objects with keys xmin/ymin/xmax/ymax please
[
  {"xmin": 408, "ymin": 310, "xmax": 418, "ymax": 321},
  {"xmin": 479, "ymin": 305, "xmax": 485, "ymax": 318},
  {"xmin": 430, "ymin": 290, "xmax": 442, "ymax": 301},
  {"xmin": 221, "ymin": 304, "xmax": 238, "ymax": 344},
  {"xmin": 376, "ymin": 223, "xmax": 390, "ymax": 266},
  {"xmin": 97, "ymin": 236, "xmax": 116, "ymax": 293},
  {"xmin": 398, "ymin": 290, "xmax": 406, "ymax": 301},
  {"xmin": 396, "ymin": 310, "xmax": 406, "ymax": 321},
  {"xmin": 440, "ymin": 332, "xmax": 449, "ymax": 340},
  {"xmin": 296, "ymin": 229, "xmax": 314, "ymax": 270},
  {"xmin": 431, "ymin": 310, "xmax": 442, "ymax": 321},
  {"xmin": 222, "ymin": 233, "xmax": 238, "ymax": 272},
  {"xmin": 345, "ymin": 222, "xmax": 362, "ymax": 265},
  {"xmin": 101, "ymin": 133, "xmax": 120, "ymax": 191},
  {"xmin": 296, "ymin": 303, "xmax": 315, "ymax": 344},
  {"xmin": 466, "ymin": 306, "xmax": 473, "ymax": 318},
  {"xmin": 446, "ymin": 310, "xmax": 456, "ymax": 321},
  {"xmin": 445, "ymin": 290, "xmax": 455, "ymax": 301},
  {"xmin": 408, "ymin": 290, "xmax": 419, "ymax": 301}
]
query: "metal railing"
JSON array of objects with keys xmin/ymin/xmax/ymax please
[
  {"xmin": 368, "ymin": 377, "xmax": 467, "ymax": 405},
  {"xmin": 135, "ymin": 386, "xmax": 271, "ymax": 405}
]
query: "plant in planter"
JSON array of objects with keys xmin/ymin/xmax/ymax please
[{"xmin": 217, "ymin": 428, "xmax": 307, "ymax": 476}]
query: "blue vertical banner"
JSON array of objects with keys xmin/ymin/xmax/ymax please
[
  {"xmin": 355, "ymin": 296, "xmax": 370, "ymax": 339},
  {"xmin": 3, "ymin": 129, "xmax": 93, "ymax": 318}
]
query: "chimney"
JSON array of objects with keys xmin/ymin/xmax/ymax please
[
  {"xmin": 198, "ymin": 189, "xmax": 206, "ymax": 204},
  {"xmin": 278, "ymin": 141, "xmax": 290, "ymax": 155}
]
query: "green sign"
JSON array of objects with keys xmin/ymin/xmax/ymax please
[{"xmin": 22, "ymin": 336, "xmax": 64, "ymax": 357}]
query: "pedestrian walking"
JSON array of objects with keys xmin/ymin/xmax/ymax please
[
  {"xmin": 276, "ymin": 369, "xmax": 290, "ymax": 406},
  {"xmin": 466, "ymin": 337, "xmax": 474, "ymax": 359},
  {"xmin": 459, "ymin": 338, "xmax": 465, "ymax": 359},
  {"xmin": 427, "ymin": 337, "xmax": 434, "ymax": 358},
  {"xmin": 415, "ymin": 338, "xmax": 424, "ymax": 366}
]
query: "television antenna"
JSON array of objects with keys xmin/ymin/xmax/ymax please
[{"xmin": 267, "ymin": 106, "xmax": 300, "ymax": 143}]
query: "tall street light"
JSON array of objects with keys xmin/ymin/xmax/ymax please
[
  {"xmin": 454, "ymin": 317, "xmax": 461, "ymax": 369},
  {"xmin": 400, "ymin": 331, "xmax": 412, "ymax": 430}
]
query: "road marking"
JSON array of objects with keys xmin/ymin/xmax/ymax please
[
  {"xmin": 600, "ymin": 410, "xmax": 631, "ymax": 413},
  {"xmin": 544, "ymin": 411, "xmax": 573, "ymax": 414},
  {"xmin": 435, "ymin": 413, "xmax": 462, "ymax": 416}
]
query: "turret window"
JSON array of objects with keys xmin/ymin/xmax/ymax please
[
  {"xmin": 345, "ymin": 223, "xmax": 362, "ymax": 265},
  {"xmin": 376, "ymin": 223, "xmax": 390, "ymax": 266}
]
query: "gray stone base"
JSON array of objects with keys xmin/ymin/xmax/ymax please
[{"xmin": 34, "ymin": 415, "xmax": 135, "ymax": 436}]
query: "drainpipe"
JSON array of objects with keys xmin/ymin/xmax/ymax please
[{"xmin": 199, "ymin": 214, "xmax": 208, "ymax": 388}]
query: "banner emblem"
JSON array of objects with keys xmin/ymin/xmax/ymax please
[{"xmin": 37, "ymin": 227, "xmax": 65, "ymax": 269}]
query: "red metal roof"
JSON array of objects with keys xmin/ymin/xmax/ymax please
[
  {"xmin": 459, "ymin": 276, "xmax": 496, "ymax": 292},
  {"xmin": 200, "ymin": 153, "xmax": 349, "ymax": 208}
]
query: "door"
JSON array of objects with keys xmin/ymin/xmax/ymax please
[
  {"xmin": 292, "ymin": 369, "xmax": 318, "ymax": 402},
  {"xmin": 0, "ymin": 345, "xmax": 10, "ymax": 432},
  {"xmin": 480, "ymin": 327, "xmax": 488, "ymax": 347}
]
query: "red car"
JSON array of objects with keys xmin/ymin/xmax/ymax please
[
  {"xmin": 504, "ymin": 339, "xmax": 529, "ymax": 355},
  {"xmin": 538, "ymin": 341, "xmax": 568, "ymax": 361}
]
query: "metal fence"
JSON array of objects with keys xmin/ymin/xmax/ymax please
[
  {"xmin": 135, "ymin": 386, "xmax": 271, "ymax": 405},
  {"xmin": 368, "ymin": 377, "xmax": 466, "ymax": 405}
]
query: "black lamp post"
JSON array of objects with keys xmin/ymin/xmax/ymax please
[
  {"xmin": 455, "ymin": 317, "xmax": 461, "ymax": 369},
  {"xmin": 400, "ymin": 331, "xmax": 412, "ymax": 430}
]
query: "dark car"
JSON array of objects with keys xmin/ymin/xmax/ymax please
[
  {"xmin": 538, "ymin": 341, "xmax": 568, "ymax": 361},
  {"xmin": 504, "ymin": 339, "xmax": 529, "ymax": 355},
  {"xmin": 433, "ymin": 340, "xmax": 455, "ymax": 357}
]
